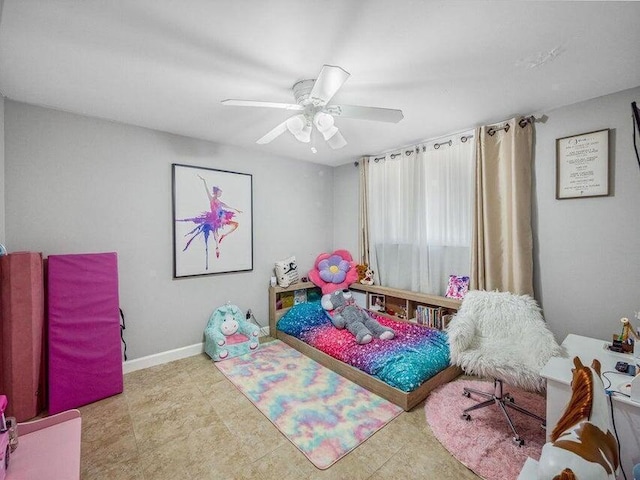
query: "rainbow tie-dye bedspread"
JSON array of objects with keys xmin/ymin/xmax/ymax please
[{"xmin": 276, "ymin": 301, "xmax": 451, "ymax": 392}]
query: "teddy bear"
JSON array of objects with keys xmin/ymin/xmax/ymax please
[
  {"xmin": 355, "ymin": 264, "xmax": 369, "ymax": 282},
  {"xmin": 360, "ymin": 268, "xmax": 374, "ymax": 286},
  {"xmin": 321, "ymin": 289, "xmax": 395, "ymax": 344}
]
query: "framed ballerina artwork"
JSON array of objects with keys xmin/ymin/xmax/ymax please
[{"xmin": 172, "ymin": 164, "xmax": 253, "ymax": 278}]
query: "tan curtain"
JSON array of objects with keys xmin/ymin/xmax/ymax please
[
  {"xmin": 471, "ymin": 117, "xmax": 534, "ymax": 295},
  {"xmin": 358, "ymin": 157, "xmax": 370, "ymax": 266}
]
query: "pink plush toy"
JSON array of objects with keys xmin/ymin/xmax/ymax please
[{"xmin": 308, "ymin": 250, "xmax": 359, "ymax": 294}]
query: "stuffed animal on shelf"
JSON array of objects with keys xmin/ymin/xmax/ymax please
[
  {"xmin": 321, "ymin": 289, "xmax": 395, "ymax": 345},
  {"xmin": 360, "ymin": 268, "xmax": 374, "ymax": 286},
  {"xmin": 355, "ymin": 264, "xmax": 368, "ymax": 282}
]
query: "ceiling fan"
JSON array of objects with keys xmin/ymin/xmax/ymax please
[{"xmin": 221, "ymin": 65, "xmax": 404, "ymax": 150}]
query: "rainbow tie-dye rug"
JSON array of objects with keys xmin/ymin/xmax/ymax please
[{"xmin": 215, "ymin": 340, "xmax": 403, "ymax": 469}]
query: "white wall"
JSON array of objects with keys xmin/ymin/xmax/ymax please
[
  {"xmin": 533, "ymin": 86, "xmax": 640, "ymax": 343},
  {"xmin": 4, "ymin": 101, "xmax": 334, "ymax": 359},
  {"xmin": 334, "ymin": 86, "xmax": 640, "ymax": 345}
]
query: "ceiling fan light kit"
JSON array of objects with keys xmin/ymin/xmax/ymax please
[
  {"xmin": 222, "ymin": 64, "xmax": 403, "ymax": 151},
  {"xmin": 286, "ymin": 114, "xmax": 311, "ymax": 143},
  {"xmin": 313, "ymin": 112, "xmax": 338, "ymax": 140}
]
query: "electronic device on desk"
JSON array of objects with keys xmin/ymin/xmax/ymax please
[{"xmin": 615, "ymin": 361, "xmax": 637, "ymax": 375}]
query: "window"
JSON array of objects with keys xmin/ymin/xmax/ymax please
[{"xmin": 366, "ymin": 134, "xmax": 475, "ymax": 295}]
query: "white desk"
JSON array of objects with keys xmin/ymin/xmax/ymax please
[{"xmin": 541, "ymin": 334, "xmax": 640, "ymax": 480}]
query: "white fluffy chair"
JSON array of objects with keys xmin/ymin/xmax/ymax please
[{"xmin": 447, "ymin": 290, "xmax": 563, "ymax": 445}]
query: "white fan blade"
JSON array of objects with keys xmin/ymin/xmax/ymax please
[
  {"xmin": 325, "ymin": 104, "xmax": 404, "ymax": 123},
  {"xmin": 256, "ymin": 119, "xmax": 290, "ymax": 144},
  {"xmin": 222, "ymin": 99, "xmax": 303, "ymax": 111},
  {"xmin": 327, "ymin": 129, "xmax": 347, "ymax": 150},
  {"xmin": 309, "ymin": 65, "xmax": 350, "ymax": 107}
]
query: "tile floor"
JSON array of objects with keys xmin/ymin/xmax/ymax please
[{"xmin": 79, "ymin": 345, "xmax": 481, "ymax": 480}]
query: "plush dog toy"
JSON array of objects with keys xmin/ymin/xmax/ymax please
[
  {"xmin": 321, "ymin": 289, "xmax": 395, "ymax": 344},
  {"xmin": 360, "ymin": 268, "xmax": 374, "ymax": 286}
]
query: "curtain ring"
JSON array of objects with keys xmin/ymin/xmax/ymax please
[
  {"xmin": 519, "ymin": 117, "xmax": 532, "ymax": 128},
  {"xmin": 461, "ymin": 135, "xmax": 468, "ymax": 143},
  {"xmin": 504, "ymin": 123, "xmax": 510, "ymax": 133},
  {"xmin": 374, "ymin": 156, "xmax": 384, "ymax": 163},
  {"xmin": 433, "ymin": 139, "xmax": 453, "ymax": 149},
  {"xmin": 390, "ymin": 153, "xmax": 401, "ymax": 159},
  {"xmin": 488, "ymin": 128, "xmax": 496, "ymax": 136},
  {"xmin": 405, "ymin": 149, "xmax": 413, "ymax": 156}
]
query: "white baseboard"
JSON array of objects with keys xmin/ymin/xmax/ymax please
[{"xmin": 122, "ymin": 342, "xmax": 205, "ymax": 374}]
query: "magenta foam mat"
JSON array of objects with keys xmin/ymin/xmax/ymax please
[{"xmin": 47, "ymin": 252, "xmax": 123, "ymax": 414}]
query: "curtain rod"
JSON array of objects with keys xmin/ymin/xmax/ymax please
[
  {"xmin": 486, "ymin": 115, "xmax": 541, "ymax": 136},
  {"xmin": 354, "ymin": 114, "xmax": 544, "ymax": 166},
  {"xmin": 366, "ymin": 114, "xmax": 543, "ymax": 159},
  {"xmin": 365, "ymin": 128, "xmax": 476, "ymax": 161}
]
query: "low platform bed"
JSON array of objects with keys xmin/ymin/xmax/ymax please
[{"xmin": 269, "ymin": 282, "xmax": 461, "ymax": 411}]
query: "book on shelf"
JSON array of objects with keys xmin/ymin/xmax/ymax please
[
  {"xmin": 442, "ymin": 313, "xmax": 454, "ymax": 330},
  {"xmin": 293, "ymin": 288, "xmax": 307, "ymax": 305},
  {"xmin": 279, "ymin": 291, "xmax": 294, "ymax": 308},
  {"xmin": 415, "ymin": 305, "xmax": 445, "ymax": 329}
]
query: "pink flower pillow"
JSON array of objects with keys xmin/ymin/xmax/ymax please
[{"xmin": 308, "ymin": 250, "xmax": 359, "ymax": 295}]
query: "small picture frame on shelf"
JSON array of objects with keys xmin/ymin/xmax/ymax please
[
  {"xmin": 293, "ymin": 288, "xmax": 307, "ymax": 305},
  {"xmin": 369, "ymin": 294, "xmax": 385, "ymax": 312}
]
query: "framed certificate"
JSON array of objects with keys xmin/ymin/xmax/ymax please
[{"xmin": 556, "ymin": 129, "xmax": 610, "ymax": 199}]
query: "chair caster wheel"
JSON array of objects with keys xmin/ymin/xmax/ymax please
[
  {"xmin": 513, "ymin": 437, "xmax": 524, "ymax": 447},
  {"xmin": 461, "ymin": 413, "xmax": 471, "ymax": 421},
  {"xmin": 462, "ymin": 390, "xmax": 471, "ymax": 398},
  {"xmin": 505, "ymin": 394, "xmax": 514, "ymax": 402}
]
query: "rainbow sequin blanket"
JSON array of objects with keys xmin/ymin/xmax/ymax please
[{"xmin": 276, "ymin": 301, "xmax": 451, "ymax": 392}]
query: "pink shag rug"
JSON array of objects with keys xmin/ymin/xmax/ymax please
[{"xmin": 424, "ymin": 378, "xmax": 546, "ymax": 480}]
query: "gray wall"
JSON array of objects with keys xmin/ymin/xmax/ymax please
[
  {"xmin": 0, "ymin": 96, "xmax": 4, "ymax": 244},
  {"xmin": 332, "ymin": 86, "xmax": 640, "ymax": 344},
  {"xmin": 533, "ymin": 86, "xmax": 640, "ymax": 343},
  {"xmin": 4, "ymin": 101, "xmax": 334, "ymax": 359},
  {"xmin": 332, "ymin": 162, "xmax": 359, "ymax": 259},
  {"xmin": 5, "ymin": 86, "xmax": 639, "ymax": 358}
]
